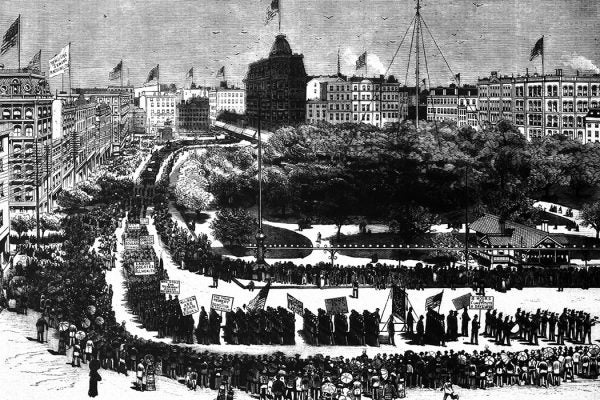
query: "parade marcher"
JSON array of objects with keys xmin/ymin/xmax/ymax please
[
  {"xmin": 416, "ymin": 316, "xmax": 425, "ymax": 346},
  {"xmin": 88, "ymin": 367, "xmax": 102, "ymax": 398},
  {"xmin": 470, "ymin": 315, "xmax": 479, "ymax": 345},
  {"xmin": 406, "ymin": 308, "xmax": 415, "ymax": 335},
  {"xmin": 441, "ymin": 378, "xmax": 458, "ymax": 400},
  {"xmin": 461, "ymin": 308, "xmax": 470, "ymax": 337},
  {"xmin": 388, "ymin": 318, "xmax": 395, "ymax": 346}
]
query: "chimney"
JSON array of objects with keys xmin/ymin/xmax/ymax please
[
  {"xmin": 576, "ymin": 70, "xmax": 580, "ymax": 77},
  {"xmin": 499, "ymin": 219, "xmax": 506, "ymax": 234},
  {"xmin": 541, "ymin": 219, "xmax": 549, "ymax": 232},
  {"xmin": 526, "ymin": 68, "xmax": 529, "ymax": 76},
  {"xmin": 556, "ymin": 69, "xmax": 563, "ymax": 76}
]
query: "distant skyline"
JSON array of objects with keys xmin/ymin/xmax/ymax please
[{"xmin": 0, "ymin": 0, "xmax": 598, "ymax": 91}]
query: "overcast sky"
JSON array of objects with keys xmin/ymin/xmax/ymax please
[{"xmin": 0, "ymin": 0, "xmax": 598, "ymax": 91}]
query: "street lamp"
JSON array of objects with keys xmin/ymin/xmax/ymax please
[{"xmin": 255, "ymin": 96, "xmax": 267, "ymax": 265}]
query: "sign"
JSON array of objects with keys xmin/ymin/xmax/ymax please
[
  {"xmin": 48, "ymin": 43, "xmax": 70, "ymax": 77},
  {"xmin": 325, "ymin": 296, "xmax": 349, "ymax": 314},
  {"xmin": 140, "ymin": 218, "xmax": 149, "ymax": 225},
  {"xmin": 210, "ymin": 294, "xmax": 234, "ymax": 312},
  {"xmin": 139, "ymin": 235, "xmax": 154, "ymax": 246},
  {"xmin": 179, "ymin": 296, "xmax": 199, "ymax": 316},
  {"xmin": 160, "ymin": 280, "xmax": 180, "ymax": 295},
  {"xmin": 287, "ymin": 293, "xmax": 304, "ymax": 316},
  {"xmin": 128, "ymin": 223, "xmax": 141, "ymax": 230},
  {"xmin": 134, "ymin": 261, "xmax": 156, "ymax": 275},
  {"xmin": 124, "ymin": 238, "xmax": 139, "ymax": 250},
  {"xmin": 469, "ymin": 295, "xmax": 494, "ymax": 310}
]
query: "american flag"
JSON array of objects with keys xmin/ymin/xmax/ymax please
[
  {"xmin": 425, "ymin": 291, "xmax": 443, "ymax": 310},
  {"xmin": 451, "ymin": 292, "xmax": 471, "ymax": 310},
  {"xmin": 109, "ymin": 60, "xmax": 122, "ymax": 81},
  {"xmin": 146, "ymin": 64, "xmax": 159, "ymax": 83},
  {"xmin": 265, "ymin": 0, "xmax": 279, "ymax": 25},
  {"xmin": 355, "ymin": 52, "xmax": 366, "ymax": 70},
  {"xmin": 1, "ymin": 16, "xmax": 19, "ymax": 55},
  {"xmin": 247, "ymin": 281, "xmax": 271, "ymax": 311}
]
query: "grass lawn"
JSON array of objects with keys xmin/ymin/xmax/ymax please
[{"xmin": 536, "ymin": 185, "xmax": 600, "ymax": 210}]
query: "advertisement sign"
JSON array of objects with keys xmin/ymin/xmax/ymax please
[
  {"xmin": 287, "ymin": 293, "xmax": 304, "ymax": 316},
  {"xmin": 159, "ymin": 280, "xmax": 180, "ymax": 295},
  {"xmin": 325, "ymin": 296, "xmax": 349, "ymax": 314},
  {"xmin": 210, "ymin": 294, "xmax": 234, "ymax": 312},
  {"xmin": 124, "ymin": 238, "xmax": 139, "ymax": 250},
  {"xmin": 179, "ymin": 296, "xmax": 199, "ymax": 316},
  {"xmin": 134, "ymin": 261, "xmax": 156, "ymax": 275},
  {"xmin": 469, "ymin": 295, "xmax": 494, "ymax": 310}
]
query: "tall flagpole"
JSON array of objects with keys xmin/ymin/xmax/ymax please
[
  {"xmin": 278, "ymin": 0, "xmax": 282, "ymax": 32},
  {"xmin": 68, "ymin": 42, "xmax": 72, "ymax": 97},
  {"xmin": 541, "ymin": 35, "xmax": 545, "ymax": 76},
  {"xmin": 17, "ymin": 15, "xmax": 21, "ymax": 70},
  {"xmin": 119, "ymin": 59, "xmax": 123, "ymax": 145},
  {"xmin": 415, "ymin": 0, "xmax": 421, "ymax": 129}
]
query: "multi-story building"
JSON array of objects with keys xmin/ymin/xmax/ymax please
[
  {"xmin": 584, "ymin": 108, "xmax": 600, "ymax": 144},
  {"xmin": 177, "ymin": 97, "xmax": 210, "ymax": 133},
  {"xmin": 139, "ymin": 92, "xmax": 180, "ymax": 136},
  {"xmin": 208, "ymin": 85, "xmax": 246, "ymax": 125},
  {"xmin": 131, "ymin": 106, "xmax": 146, "ymax": 135},
  {"xmin": 0, "ymin": 124, "xmax": 10, "ymax": 260},
  {"xmin": 245, "ymin": 34, "xmax": 307, "ymax": 127},
  {"xmin": 478, "ymin": 69, "xmax": 600, "ymax": 142},
  {"xmin": 0, "ymin": 70, "xmax": 54, "ymax": 214},
  {"xmin": 182, "ymin": 87, "xmax": 211, "ymax": 102},
  {"xmin": 426, "ymin": 86, "xmax": 479, "ymax": 127}
]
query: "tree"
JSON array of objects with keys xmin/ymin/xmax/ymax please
[
  {"xmin": 11, "ymin": 214, "xmax": 35, "ymax": 238},
  {"xmin": 430, "ymin": 232, "xmax": 465, "ymax": 267},
  {"xmin": 388, "ymin": 205, "xmax": 438, "ymax": 244},
  {"xmin": 40, "ymin": 213, "xmax": 62, "ymax": 237},
  {"xmin": 210, "ymin": 208, "xmax": 257, "ymax": 246},
  {"xmin": 581, "ymin": 201, "xmax": 600, "ymax": 239},
  {"xmin": 57, "ymin": 188, "xmax": 93, "ymax": 210}
]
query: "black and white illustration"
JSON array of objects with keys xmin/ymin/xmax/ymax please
[{"xmin": 0, "ymin": 1, "xmax": 600, "ymax": 399}]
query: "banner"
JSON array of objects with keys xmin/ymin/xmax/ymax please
[
  {"xmin": 210, "ymin": 294, "xmax": 234, "ymax": 312},
  {"xmin": 49, "ymin": 44, "xmax": 70, "ymax": 78},
  {"xmin": 452, "ymin": 293, "xmax": 472, "ymax": 310},
  {"xmin": 140, "ymin": 218, "xmax": 149, "ymax": 225},
  {"xmin": 325, "ymin": 296, "xmax": 348, "ymax": 314},
  {"xmin": 287, "ymin": 293, "xmax": 304, "ymax": 316},
  {"xmin": 134, "ymin": 261, "xmax": 156, "ymax": 275},
  {"xmin": 127, "ymin": 223, "xmax": 141, "ymax": 230},
  {"xmin": 124, "ymin": 238, "xmax": 139, "ymax": 250},
  {"xmin": 179, "ymin": 296, "xmax": 199, "ymax": 316},
  {"xmin": 139, "ymin": 235, "xmax": 154, "ymax": 246},
  {"xmin": 391, "ymin": 286, "xmax": 407, "ymax": 321},
  {"xmin": 160, "ymin": 280, "xmax": 180, "ymax": 295},
  {"xmin": 469, "ymin": 295, "xmax": 494, "ymax": 310}
]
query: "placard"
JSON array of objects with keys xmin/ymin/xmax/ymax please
[
  {"xmin": 469, "ymin": 295, "xmax": 494, "ymax": 310},
  {"xmin": 134, "ymin": 261, "xmax": 156, "ymax": 275},
  {"xmin": 179, "ymin": 296, "xmax": 199, "ymax": 316},
  {"xmin": 210, "ymin": 294, "xmax": 234, "ymax": 312},
  {"xmin": 128, "ymin": 223, "xmax": 141, "ymax": 230},
  {"xmin": 325, "ymin": 296, "xmax": 349, "ymax": 314},
  {"xmin": 287, "ymin": 293, "xmax": 304, "ymax": 316},
  {"xmin": 140, "ymin": 218, "xmax": 149, "ymax": 225},
  {"xmin": 124, "ymin": 238, "xmax": 139, "ymax": 250},
  {"xmin": 139, "ymin": 235, "xmax": 154, "ymax": 246},
  {"xmin": 160, "ymin": 280, "xmax": 180, "ymax": 295}
]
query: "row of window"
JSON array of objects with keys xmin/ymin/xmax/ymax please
[{"xmin": 480, "ymin": 84, "xmax": 600, "ymax": 98}]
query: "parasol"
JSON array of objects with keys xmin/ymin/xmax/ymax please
[
  {"xmin": 517, "ymin": 352, "xmax": 528, "ymax": 362},
  {"xmin": 589, "ymin": 345, "xmax": 600, "ymax": 356},
  {"xmin": 500, "ymin": 353, "xmax": 510, "ymax": 364},
  {"xmin": 76, "ymin": 330, "xmax": 86, "ymax": 341},
  {"xmin": 340, "ymin": 372, "xmax": 353, "ymax": 384},
  {"xmin": 87, "ymin": 305, "xmax": 96, "ymax": 316},
  {"xmin": 321, "ymin": 383, "xmax": 336, "ymax": 394},
  {"xmin": 58, "ymin": 321, "xmax": 70, "ymax": 332},
  {"xmin": 380, "ymin": 368, "xmax": 389, "ymax": 380},
  {"xmin": 95, "ymin": 316, "xmax": 105, "ymax": 326},
  {"xmin": 543, "ymin": 348, "xmax": 554, "ymax": 358},
  {"xmin": 484, "ymin": 356, "xmax": 495, "ymax": 366},
  {"xmin": 81, "ymin": 318, "xmax": 91, "ymax": 328},
  {"xmin": 457, "ymin": 354, "xmax": 467, "ymax": 365}
]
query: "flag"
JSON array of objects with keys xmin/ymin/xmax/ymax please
[
  {"xmin": 109, "ymin": 60, "xmax": 122, "ymax": 81},
  {"xmin": 26, "ymin": 50, "xmax": 41, "ymax": 73},
  {"xmin": 452, "ymin": 292, "xmax": 471, "ymax": 310},
  {"xmin": 454, "ymin": 73, "xmax": 461, "ymax": 86},
  {"xmin": 355, "ymin": 52, "xmax": 366, "ymax": 70},
  {"xmin": 146, "ymin": 64, "xmax": 159, "ymax": 83},
  {"xmin": 48, "ymin": 44, "xmax": 70, "ymax": 78},
  {"xmin": 425, "ymin": 290, "xmax": 443, "ymax": 310},
  {"xmin": 530, "ymin": 36, "xmax": 543, "ymax": 61},
  {"xmin": 1, "ymin": 16, "xmax": 19, "ymax": 55},
  {"xmin": 247, "ymin": 281, "xmax": 271, "ymax": 311},
  {"xmin": 391, "ymin": 285, "xmax": 407, "ymax": 321},
  {"xmin": 216, "ymin": 66, "xmax": 225, "ymax": 78},
  {"xmin": 265, "ymin": 0, "xmax": 280, "ymax": 25},
  {"xmin": 186, "ymin": 67, "xmax": 193, "ymax": 79}
]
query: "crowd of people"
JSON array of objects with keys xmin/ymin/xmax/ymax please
[
  {"xmin": 302, "ymin": 309, "xmax": 382, "ymax": 346},
  {"xmin": 223, "ymin": 307, "xmax": 296, "ymax": 345}
]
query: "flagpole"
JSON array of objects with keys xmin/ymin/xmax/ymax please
[
  {"xmin": 17, "ymin": 15, "xmax": 21, "ymax": 70},
  {"xmin": 68, "ymin": 42, "xmax": 72, "ymax": 97},
  {"xmin": 541, "ymin": 35, "xmax": 545, "ymax": 76},
  {"xmin": 157, "ymin": 64, "xmax": 160, "ymax": 94},
  {"xmin": 278, "ymin": 0, "xmax": 282, "ymax": 33},
  {"xmin": 437, "ymin": 290, "xmax": 443, "ymax": 314}
]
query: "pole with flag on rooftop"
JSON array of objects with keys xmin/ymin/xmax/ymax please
[
  {"xmin": 146, "ymin": 64, "xmax": 159, "ymax": 92},
  {"xmin": 186, "ymin": 67, "xmax": 193, "ymax": 88},
  {"xmin": 27, "ymin": 50, "xmax": 42, "ymax": 73},
  {"xmin": 265, "ymin": 0, "xmax": 281, "ymax": 31},
  {"xmin": 530, "ymin": 35, "xmax": 544, "ymax": 76},
  {"xmin": 1, "ymin": 15, "xmax": 20, "ymax": 68}
]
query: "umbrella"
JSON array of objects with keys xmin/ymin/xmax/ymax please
[
  {"xmin": 58, "ymin": 321, "xmax": 70, "ymax": 332},
  {"xmin": 278, "ymin": 370, "xmax": 286, "ymax": 376},
  {"xmin": 87, "ymin": 305, "xmax": 97, "ymax": 316},
  {"xmin": 321, "ymin": 383, "xmax": 336, "ymax": 394},
  {"xmin": 500, "ymin": 353, "xmax": 510, "ymax": 364},
  {"xmin": 340, "ymin": 372, "xmax": 353, "ymax": 384},
  {"xmin": 589, "ymin": 345, "xmax": 600, "ymax": 356},
  {"xmin": 95, "ymin": 317, "xmax": 105, "ymax": 326},
  {"xmin": 484, "ymin": 356, "xmax": 495, "ymax": 366},
  {"xmin": 380, "ymin": 368, "xmax": 389, "ymax": 380},
  {"xmin": 69, "ymin": 324, "xmax": 77, "ymax": 331},
  {"xmin": 457, "ymin": 354, "xmax": 467, "ymax": 365},
  {"xmin": 517, "ymin": 352, "xmax": 528, "ymax": 362},
  {"xmin": 81, "ymin": 318, "xmax": 91, "ymax": 329},
  {"xmin": 543, "ymin": 348, "xmax": 554, "ymax": 358},
  {"xmin": 76, "ymin": 331, "xmax": 86, "ymax": 341}
]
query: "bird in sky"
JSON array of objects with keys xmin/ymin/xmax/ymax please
[
  {"xmin": 451, "ymin": 33, "xmax": 457, "ymax": 36},
  {"xmin": 315, "ymin": 37, "xmax": 322, "ymax": 40},
  {"xmin": 389, "ymin": 40, "xmax": 396, "ymax": 43},
  {"xmin": 473, "ymin": 2, "xmax": 483, "ymax": 7},
  {"xmin": 381, "ymin": 16, "xmax": 389, "ymax": 20},
  {"xmin": 324, "ymin": 15, "xmax": 333, "ymax": 19},
  {"xmin": 241, "ymin": 30, "xmax": 248, "ymax": 34},
  {"xmin": 103, "ymin": 14, "xmax": 107, "ymax": 18},
  {"xmin": 235, "ymin": 52, "xmax": 240, "ymax": 55},
  {"xmin": 212, "ymin": 31, "xmax": 221, "ymax": 34}
]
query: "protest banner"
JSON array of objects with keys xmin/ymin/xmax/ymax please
[
  {"xmin": 179, "ymin": 296, "xmax": 199, "ymax": 316},
  {"xmin": 325, "ymin": 296, "xmax": 349, "ymax": 314},
  {"xmin": 210, "ymin": 294, "xmax": 234, "ymax": 312},
  {"xmin": 160, "ymin": 280, "xmax": 180, "ymax": 295}
]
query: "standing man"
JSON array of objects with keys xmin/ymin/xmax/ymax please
[
  {"xmin": 406, "ymin": 307, "xmax": 415, "ymax": 335},
  {"xmin": 136, "ymin": 359, "xmax": 146, "ymax": 391},
  {"xmin": 461, "ymin": 307, "xmax": 470, "ymax": 337},
  {"xmin": 352, "ymin": 278, "xmax": 359, "ymax": 299},
  {"xmin": 416, "ymin": 316, "xmax": 425, "ymax": 346},
  {"xmin": 388, "ymin": 318, "xmax": 395, "ymax": 346},
  {"xmin": 36, "ymin": 315, "xmax": 48, "ymax": 343},
  {"xmin": 470, "ymin": 315, "xmax": 480, "ymax": 345}
]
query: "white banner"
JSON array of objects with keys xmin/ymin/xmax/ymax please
[
  {"xmin": 134, "ymin": 261, "xmax": 156, "ymax": 275},
  {"xmin": 160, "ymin": 280, "xmax": 180, "ymax": 295},
  {"xmin": 210, "ymin": 294, "xmax": 234, "ymax": 312},
  {"xmin": 139, "ymin": 235, "xmax": 154, "ymax": 246},
  {"xmin": 127, "ymin": 223, "xmax": 141, "ymax": 230},
  {"xmin": 124, "ymin": 238, "xmax": 139, "ymax": 250},
  {"xmin": 179, "ymin": 296, "xmax": 199, "ymax": 316},
  {"xmin": 140, "ymin": 218, "xmax": 149, "ymax": 225},
  {"xmin": 49, "ymin": 44, "xmax": 70, "ymax": 78},
  {"xmin": 469, "ymin": 295, "xmax": 494, "ymax": 310}
]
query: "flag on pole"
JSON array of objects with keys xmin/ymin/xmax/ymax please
[
  {"xmin": 48, "ymin": 44, "xmax": 70, "ymax": 78},
  {"xmin": 451, "ymin": 292, "xmax": 471, "ymax": 310},
  {"xmin": 146, "ymin": 64, "xmax": 159, "ymax": 83},
  {"xmin": 26, "ymin": 50, "xmax": 41, "ymax": 73},
  {"xmin": 109, "ymin": 60, "xmax": 122, "ymax": 81},
  {"xmin": 391, "ymin": 285, "xmax": 407, "ymax": 321},
  {"xmin": 265, "ymin": 0, "xmax": 280, "ymax": 25},
  {"xmin": 247, "ymin": 281, "xmax": 271, "ymax": 311},
  {"xmin": 529, "ymin": 36, "xmax": 544, "ymax": 61},
  {"xmin": 425, "ymin": 291, "xmax": 443, "ymax": 310},
  {"xmin": 216, "ymin": 66, "xmax": 225, "ymax": 78},
  {"xmin": 1, "ymin": 16, "xmax": 19, "ymax": 55},
  {"xmin": 454, "ymin": 73, "xmax": 461, "ymax": 86},
  {"xmin": 355, "ymin": 52, "xmax": 367, "ymax": 70},
  {"xmin": 186, "ymin": 67, "xmax": 193, "ymax": 79}
]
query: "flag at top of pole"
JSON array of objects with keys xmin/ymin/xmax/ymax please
[
  {"xmin": 109, "ymin": 60, "xmax": 122, "ymax": 81},
  {"xmin": 247, "ymin": 280, "xmax": 271, "ymax": 311},
  {"xmin": 216, "ymin": 66, "xmax": 225, "ymax": 78},
  {"xmin": 529, "ymin": 36, "xmax": 544, "ymax": 61},
  {"xmin": 355, "ymin": 52, "xmax": 367, "ymax": 70},
  {"xmin": 0, "ymin": 16, "xmax": 19, "ymax": 55},
  {"xmin": 26, "ymin": 50, "xmax": 42, "ymax": 73},
  {"xmin": 265, "ymin": 0, "xmax": 280, "ymax": 26},
  {"xmin": 146, "ymin": 64, "xmax": 159, "ymax": 83},
  {"xmin": 186, "ymin": 67, "xmax": 193, "ymax": 79},
  {"xmin": 425, "ymin": 290, "xmax": 443, "ymax": 311}
]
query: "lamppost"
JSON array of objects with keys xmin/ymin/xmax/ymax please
[{"xmin": 255, "ymin": 96, "xmax": 267, "ymax": 265}]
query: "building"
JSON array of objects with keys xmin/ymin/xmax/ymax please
[
  {"xmin": 478, "ymin": 69, "xmax": 600, "ymax": 142},
  {"xmin": 427, "ymin": 86, "xmax": 479, "ymax": 127},
  {"xmin": 139, "ymin": 92, "xmax": 180, "ymax": 136},
  {"xmin": 177, "ymin": 97, "xmax": 210, "ymax": 133},
  {"xmin": 208, "ymin": 85, "xmax": 246, "ymax": 125},
  {"xmin": 245, "ymin": 34, "xmax": 307, "ymax": 127},
  {"xmin": 0, "ymin": 124, "xmax": 10, "ymax": 261},
  {"xmin": 584, "ymin": 108, "xmax": 600, "ymax": 144},
  {"xmin": 470, "ymin": 213, "xmax": 569, "ymax": 267},
  {"xmin": 0, "ymin": 69, "xmax": 54, "ymax": 214},
  {"xmin": 306, "ymin": 76, "xmax": 335, "ymax": 101},
  {"xmin": 182, "ymin": 87, "xmax": 211, "ymax": 102}
]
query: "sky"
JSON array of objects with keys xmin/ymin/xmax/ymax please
[{"xmin": 0, "ymin": 0, "xmax": 598, "ymax": 91}]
